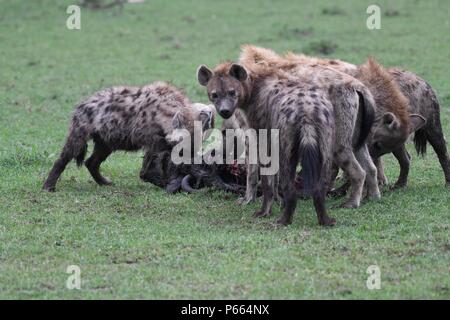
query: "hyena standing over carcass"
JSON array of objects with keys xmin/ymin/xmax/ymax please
[
  {"xmin": 230, "ymin": 46, "xmax": 381, "ymax": 208},
  {"xmin": 281, "ymin": 49, "xmax": 450, "ymax": 188},
  {"xmin": 197, "ymin": 58, "xmax": 377, "ymax": 226},
  {"xmin": 43, "ymin": 81, "xmax": 214, "ymax": 192}
]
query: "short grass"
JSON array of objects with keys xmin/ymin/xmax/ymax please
[{"xmin": 0, "ymin": 0, "xmax": 449, "ymax": 299}]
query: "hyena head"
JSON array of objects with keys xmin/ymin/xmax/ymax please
[
  {"xmin": 168, "ymin": 103, "xmax": 216, "ymax": 143},
  {"xmin": 197, "ymin": 63, "xmax": 248, "ymax": 119},
  {"xmin": 370, "ymin": 112, "xmax": 426, "ymax": 157}
]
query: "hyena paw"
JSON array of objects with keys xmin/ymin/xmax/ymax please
[
  {"xmin": 328, "ymin": 188, "xmax": 347, "ymax": 198},
  {"xmin": 338, "ymin": 200, "xmax": 359, "ymax": 209},
  {"xmin": 42, "ymin": 185, "xmax": 56, "ymax": 192},
  {"xmin": 98, "ymin": 177, "xmax": 113, "ymax": 186},
  {"xmin": 391, "ymin": 182, "xmax": 407, "ymax": 190},
  {"xmin": 378, "ymin": 178, "xmax": 388, "ymax": 186},
  {"xmin": 319, "ymin": 216, "xmax": 337, "ymax": 226},
  {"xmin": 237, "ymin": 195, "xmax": 255, "ymax": 205},
  {"xmin": 253, "ymin": 210, "xmax": 271, "ymax": 218},
  {"xmin": 275, "ymin": 216, "xmax": 292, "ymax": 226}
]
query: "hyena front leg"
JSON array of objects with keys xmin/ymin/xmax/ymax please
[
  {"xmin": 85, "ymin": 138, "xmax": 113, "ymax": 186},
  {"xmin": 43, "ymin": 130, "xmax": 88, "ymax": 192},
  {"xmin": 355, "ymin": 144, "xmax": 380, "ymax": 200},
  {"xmin": 391, "ymin": 144, "xmax": 410, "ymax": 189},
  {"xmin": 253, "ymin": 174, "xmax": 275, "ymax": 218},
  {"xmin": 327, "ymin": 163, "xmax": 351, "ymax": 198},
  {"xmin": 335, "ymin": 147, "xmax": 365, "ymax": 208},
  {"xmin": 374, "ymin": 157, "xmax": 388, "ymax": 186},
  {"xmin": 237, "ymin": 163, "xmax": 259, "ymax": 205}
]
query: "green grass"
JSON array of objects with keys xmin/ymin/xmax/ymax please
[{"xmin": 0, "ymin": 0, "xmax": 449, "ymax": 299}]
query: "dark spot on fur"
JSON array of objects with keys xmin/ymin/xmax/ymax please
[
  {"xmin": 298, "ymin": 92, "xmax": 305, "ymax": 97},
  {"xmin": 282, "ymin": 108, "xmax": 294, "ymax": 119}
]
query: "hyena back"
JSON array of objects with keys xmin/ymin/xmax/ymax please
[{"xmin": 43, "ymin": 82, "xmax": 214, "ymax": 192}]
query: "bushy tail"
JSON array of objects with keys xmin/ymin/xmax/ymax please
[
  {"xmin": 355, "ymin": 90, "xmax": 375, "ymax": 149},
  {"xmin": 413, "ymin": 98, "xmax": 439, "ymax": 157},
  {"xmin": 75, "ymin": 143, "xmax": 87, "ymax": 167},
  {"xmin": 414, "ymin": 129, "xmax": 427, "ymax": 156},
  {"xmin": 299, "ymin": 125, "xmax": 322, "ymax": 193}
]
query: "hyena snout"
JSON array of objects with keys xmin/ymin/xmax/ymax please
[{"xmin": 216, "ymin": 99, "xmax": 236, "ymax": 119}]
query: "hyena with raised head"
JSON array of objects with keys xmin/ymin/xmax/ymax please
[
  {"xmin": 197, "ymin": 60, "xmax": 375, "ymax": 226},
  {"xmin": 237, "ymin": 46, "xmax": 381, "ymax": 208},
  {"xmin": 43, "ymin": 81, "xmax": 214, "ymax": 192}
]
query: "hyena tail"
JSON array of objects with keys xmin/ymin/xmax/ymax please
[
  {"xmin": 75, "ymin": 143, "xmax": 87, "ymax": 167},
  {"xmin": 414, "ymin": 128, "xmax": 427, "ymax": 156},
  {"xmin": 299, "ymin": 124, "xmax": 322, "ymax": 193},
  {"xmin": 413, "ymin": 99, "xmax": 439, "ymax": 157},
  {"xmin": 355, "ymin": 90, "xmax": 376, "ymax": 150}
]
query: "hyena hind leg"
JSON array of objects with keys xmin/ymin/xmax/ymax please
[
  {"xmin": 425, "ymin": 124, "xmax": 450, "ymax": 186},
  {"xmin": 335, "ymin": 148, "xmax": 365, "ymax": 208},
  {"xmin": 275, "ymin": 157, "xmax": 298, "ymax": 226},
  {"xmin": 43, "ymin": 131, "xmax": 89, "ymax": 192},
  {"xmin": 355, "ymin": 144, "xmax": 380, "ymax": 200},
  {"xmin": 85, "ymin": 138, "xmax": 113, "ymax": 186}
]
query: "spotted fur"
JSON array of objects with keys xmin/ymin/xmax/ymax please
[{"xmin": 43, "ymin": 82, "xmax": 215, "ymax": 191}]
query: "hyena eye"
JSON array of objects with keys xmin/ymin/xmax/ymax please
[
  {"xmin": 210, "ymin": 92, "xmax": 218, "ymax": 100},
  {"xmin": 228, "ymin": 90, "xmax": 236, "ymax": 97}
]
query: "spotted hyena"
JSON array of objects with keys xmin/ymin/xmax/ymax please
[
  {"xmin": 197, "ymin": 58, "xmax": 376, "ymax": 226},
  {"xmin": 282, "ymin": 50, "xmax": 449, "ymax": 188},
  {"xmin": 42, "ymin": 82, "xmax": 215, "ymax": 192},
  {"xmin": 236, "ymin": 46, "xmax": 381, "ymax": 208}
]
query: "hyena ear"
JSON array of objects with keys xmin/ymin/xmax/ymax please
[
  {"xmin": 229, "ymin": 63, "xmax": 248, "ymax": 82},
  {"xmin": 409, "ymin": 114, "xmax": 427, "ymax": 133},
  {"xmin": 197, "ymin": 65, "xmax": 213, "ymax": 86},
  {"xmin": 382, "ymin": 112, "xmax": 399, "ymax": 130}
]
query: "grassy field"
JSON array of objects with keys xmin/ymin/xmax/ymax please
[{"xmin": 0, "ymin": 0, "xmax": 449, "ymax": 299}]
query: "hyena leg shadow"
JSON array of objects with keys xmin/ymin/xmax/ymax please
[
  {"xmin": 85, "ymin": 137, "xmax": 113, "ymax": 186},
  {"xmin": 335, "ymin": 148, "xmax": 365, "ymax": 208},
  {"xmin": 354, "ymin": 144, "xmax": 380, "ymax": 200},
  {"xmin": 43, "ymin": 129, "xmax": 88, "ymax": 192}
]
